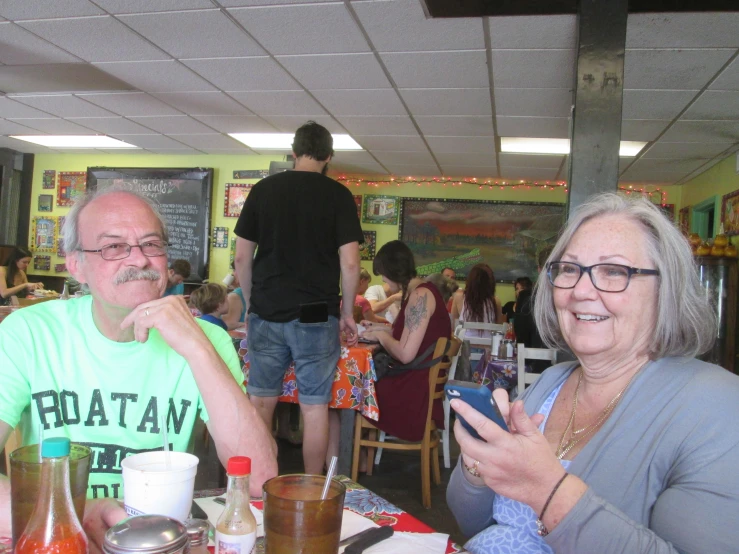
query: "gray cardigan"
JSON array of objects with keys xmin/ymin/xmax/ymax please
[{"xmin": 447, "ymin": 357, "xmax": 739, "ymax": 553}]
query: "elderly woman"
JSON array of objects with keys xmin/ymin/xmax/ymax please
[
  {"xmin": 447, "ymin": 193, "xmax": 739, "ymax": 553},
  {"xmin": 361, "ymin": 241, "xmax": 451, "ymax": 441},
  {"xmin": 0, "ymin": 246, "xmax": 42, "ymax": 306}
]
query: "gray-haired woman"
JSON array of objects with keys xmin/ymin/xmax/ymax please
[{"xmin": 447, "ymin": 192, "xmax": 739, "ymax": 553}]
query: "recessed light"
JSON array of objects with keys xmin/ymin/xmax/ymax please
[
  {"xmin": 229, "ymin": 133, "xmax": 362, "ymax": 151},
  {"xmin": 9, "ymin": 135, "xmax": 139, "ymax": 148},
  {"xmin": 501, "ymin": 137, "xmax": 647, "ymax": 157}
]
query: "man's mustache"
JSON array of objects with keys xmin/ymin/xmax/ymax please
[{"xmin": 114, "ymin": 267, "xmax": 162, "ymax": 285}]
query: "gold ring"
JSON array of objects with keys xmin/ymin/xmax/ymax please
[{"xmin": 464, "ymin": 459, "xmax": 481, "ymax": 478}]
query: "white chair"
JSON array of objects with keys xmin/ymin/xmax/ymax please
[{"xmin": 517, "ymin": 344, "xmax": 557, "ymax": 393}]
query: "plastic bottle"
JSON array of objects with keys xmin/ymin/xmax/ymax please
[
  {"xmin": 16, "ymin": 437, "xmax": 88, "ymax": 554},
  {"xmin": 60, "ymin": 282, "xmax": 70, "ymax": 300},
  {"xmin": 216, "ymin": 456, "xmax": 257, "ymax": 554}
]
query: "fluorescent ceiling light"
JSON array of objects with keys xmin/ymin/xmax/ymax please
[
  {"xmin": 10, "ymin": 135, "xmax": 139, "ymax": 148},
  {"xmin": 229, "ymin": 132, "xmax": 363, "ymax": 150},
  {"xmin": 501, "ymin": 137, "xmax": 647, "ymax": 157}
]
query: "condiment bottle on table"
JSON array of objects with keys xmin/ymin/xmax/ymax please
[{"xmin": 216, "ymin": 456, "xmax": 257, "ymax": 553}]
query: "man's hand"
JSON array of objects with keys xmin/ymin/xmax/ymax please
[
  {"xmin": 340, "ymin": 315, "xmax": 358, "ymax": 346},
  {"xmin": 83, "ymin": 498, "xmax": 127, "ymax": 554}
]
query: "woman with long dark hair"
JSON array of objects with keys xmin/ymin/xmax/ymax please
[
  {"xmin": 0, "ymin": 246, "xmax": 42, "ymax": 306},
  {"xmin": 451, "ymin": 263, "xmax": 503, "ymax": 329}
]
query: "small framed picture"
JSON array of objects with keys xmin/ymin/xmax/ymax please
[
  {"xmin": 721, "ymin": 189, "xmax": 739, "ymax": 237},
  {"xmin": 34, "ymin": 255, "xmax": 51, "ymax": 271},
  {"xmin": 213, "ymin": 227, "xmax": 229, "ymax": 248},
  {"xmin": 57, "ymin": 216, "xmax": 66, "ymax": 257},
  {"xmin": 38, "ymin": 194, "xmax": 54, "ymax": 212},
  {"xmin": 42, "ymin": 170, "xmax": 56, "ymax": 189},
  {"xmin": 362, "ymin": 195, "xmax": 398, "ymax": 225},
  {"xmin": 360, "ymin": 231, "xmax": 376, "ymax": 261},
  {"xmin": 54, "ymin": 263, "xmax": 67, "ymax": 273},
  {"xmin": 57, "ymin": 172, "xmax": 86, "ymax": 207},
  {"xmin": 32, "ymin": 216, "xmax": 57, "ymax": 253},
  {"xmin": 224, "ymin": 183, "xmax": 253, "ymax": 217}
]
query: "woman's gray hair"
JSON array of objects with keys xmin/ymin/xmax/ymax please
[
  {"xmin": 62, "ymin": 186, "xmax": 168, "ymax": 254},
  {"xmin": 534, "ymin": 192, "xmax": 716, "ymax": 359}
]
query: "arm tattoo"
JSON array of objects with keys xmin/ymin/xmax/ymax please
[{"xmin": 405, "ymin": 292, "xmax": 428, "ymax": 334}]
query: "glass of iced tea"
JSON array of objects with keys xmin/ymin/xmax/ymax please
[
  {"xmin": 263, "ymin": 474, "xmax": 346, "ymax": 554},
  {"xmin": 9, "ymin": 443, "xmax": 91, "ymax": 546}
]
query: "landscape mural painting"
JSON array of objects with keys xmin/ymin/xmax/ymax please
[{"xmin": 399, "ymin": 198, "xmax": 565, "ymax": 282}]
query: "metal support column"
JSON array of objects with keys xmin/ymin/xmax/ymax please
[{"xmin": 566, "ymin": 0, "xmax": 628, "ymax": 216}]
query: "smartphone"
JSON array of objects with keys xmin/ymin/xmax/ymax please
[
  {"xmin": 445, "ymin": 380, "xmax": 508, "ymax": 440},
  {"xmin": 299, "ymin": 301, "xmax": 329, "ymax": 323}
]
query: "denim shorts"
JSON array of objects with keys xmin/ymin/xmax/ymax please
[{"xmin": 246, "ymin": 313, "xmax": 340, "ymax": 405}]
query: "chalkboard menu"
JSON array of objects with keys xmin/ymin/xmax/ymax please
[{"xmin": 86, "ymin": 167, "xmax": 214, "ymax": 281}]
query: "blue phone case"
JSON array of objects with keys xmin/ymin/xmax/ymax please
[{"xmin": 445, "ymin": 380, "xmax": 509, "ymax": 439}]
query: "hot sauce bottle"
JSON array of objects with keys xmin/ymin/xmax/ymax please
[
  {"xmin": 216, "ymin": 456, "xmax": 257, "ymax": 554},
  {"xmin": 16, "ymin": 437, "xmax": 88, "ymax": 554}
]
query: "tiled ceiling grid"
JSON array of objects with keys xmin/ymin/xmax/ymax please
[{"xmin": 0, "ymin": 0, "xmax": 736, "ymax": 186}]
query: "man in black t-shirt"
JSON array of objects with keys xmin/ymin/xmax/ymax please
[{"xmin": 233, "ymin": 121, "xmax": 363, "ymax": 474}]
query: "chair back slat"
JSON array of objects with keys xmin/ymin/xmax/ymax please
[
  {"xmin": 517, "ymin": 343, "xmax": 557, "ymax": 392},
  {"xmin": 462, "ymin": 321, "xmax": 506, "ymax": 333},
  {"xmin": 426, "ymin": 337, "xmax": 462, "ymax": 422}
]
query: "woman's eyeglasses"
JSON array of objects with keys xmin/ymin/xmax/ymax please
[{"xmin": 547, "ymin": 261, "xmax": 659, "ymax": 293}]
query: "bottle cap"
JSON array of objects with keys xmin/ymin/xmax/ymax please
[
  {"xmin": 184, "ymin": 519, "xmax": 209, "ymax": 547},
  {"xmin": 227, "ymin": 456, "xmax": 251, "ymax": 476},
  {"xmin": 41, "ymin": 437, "xmax": 71, "ymax": 458}
]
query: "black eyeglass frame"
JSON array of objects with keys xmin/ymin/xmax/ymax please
[
  {"xmin": 546, "ymin": 261, "xmax": 660, "ymax": 293},
  {"xmin": 78, "ymin": 241, "xmax": 169, "ymax": 261}
]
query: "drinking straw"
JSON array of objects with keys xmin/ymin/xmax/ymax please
[
  {"xmin": 160, "ymin": 415, "xmax": 171, "ymax": 470},
  {"xmin": 321, "ymin": 456, "xmax": 338, "ymax": 500}
]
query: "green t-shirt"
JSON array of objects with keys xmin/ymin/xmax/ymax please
[{"xmin": 0, "ymin": 296, "xmax": 244, "ymax": 500}]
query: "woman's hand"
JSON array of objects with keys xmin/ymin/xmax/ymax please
[
  {"xmin": 26, "ymin": 282, "xmax": 43, "ymax": 291},
  {"xmin": 452, "ymin": 397, "xmax": 564, "ymax": 516},
  {"xmin": 360, "ymin": 320, "xmax": 391, "ymax": 331}
]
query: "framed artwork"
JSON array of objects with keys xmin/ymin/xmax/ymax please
[
  {"xmin": 362, "ymin": 195, "xmax": 398, "ymax": 225},
  {"xmin": 38, "ymin": 194, "xmax": 53, "ymax": 212},
  {"xmin": 57, "ymin": 216, "xmax": 66, "ymax": 258},
  {"xmin": 224, "ymin": 183, "xmax": 252, "ymax": 217},
  {"xmin": 353, "ymin": 195, "xmax": 363, "ymax": 220},
  {"xmin": 399, "ymin": 198, "xmax": 565, "ymax": 282},
  {"xmin": 659, "ymin": 204, "xmax": 675, "ymax": 221},
  {"xmin": 42, "ymin": 170, "xmax": 56, "ymax": 189},
  {"xmin": 34, "ymin": 255, "xmax": 51, "ymax": 271},
  {"xmin": 233, "ymin": 169, "xmax": 269, "ymax": 179},
  {"xmin": 54, "ymin": 263, "xmax": 67, "ymax": 273},
  {"xmin": 57, "ymin": 172, "xmax": 86, "ymax": 207},
  {"xmin": 721, "ymin": 190, "xmax": 739, "ymax": 236},
  {"xmin": 213, "ymin": 226, "xmax": 229, "ymax": 248},
  {"xmin": 360, "ymin": 231, "xmax": 376, "ymax": 261},
  {"xmin": 32, "ymin": 216, "xmax": 57, "ymax": 253},
  {"xmin": 679, "ymin": 206, "xmax": 691, "ymax": 235}
]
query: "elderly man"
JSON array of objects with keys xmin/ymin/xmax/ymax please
[{"xmin": 0, "ymin": 189, "xmax": 277, "ymax": 551}]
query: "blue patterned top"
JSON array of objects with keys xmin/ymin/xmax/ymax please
[{"xmin": 465, "ymin": 383, "xmax": 571, "ymax": 554}]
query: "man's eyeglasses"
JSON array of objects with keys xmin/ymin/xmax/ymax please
[
  {"xmin": 79, "ymin": 241, "xmax": 168, "ymax": 261},
  {"xmin": 547, "ymin": 261, "xmax": 659, "ymax": 293}
]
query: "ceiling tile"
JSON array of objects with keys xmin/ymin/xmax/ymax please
[
  {"xmin": 415, "ymin": 116, "xmax": 494, "ymax": 137},
  {"xmin": 228, "ymin": 4, "xmax": 369, "ymax": 55},
  {"xmin": 641, "ymin": 141, "xmax": 736, "ymax": 159},
  {"xmin": 0, "ymin": 118, "xmax": 42, "ymax": 135},
  {"xmin": 400, "ymin": 88, "xmax": 491, "ymax": 116},
  {"xmin": 220, "ymin": 0, "xmax": 338, "ymax": 5},
  {"xmin": 6, "ymin": 118, "xmax": 94, "ymax": 134},
  {"xmin": 93, "ymin": 0, "xmax": 214, "ymax": 14},
  {"xmin": 498, "ymin": 153, "xmax": 564, "ymax": 168},
  {"xmin": 0, "ymin": 0, "xmax": 104, "ymax": 20},
  {"xmin": 0, "ymin": 22, "xmax": 82, "ymax": 65},
  {"xmin": 335, "ymin": 116, "xmax": 416, "ymax": 135},
  {"xmin": 182, "ymin": 57, "xmax": 298, "ymax": 91},
  {"xmin": 425, "ymin": 136, "xmax": 495, "ymax": 155},
  {"xmin": 373, "ymin": 151, "xmax": 436, "ymax": 165},
  {"xmin": 496, "ymin": 116, "xmax": 569, "ymax": 138},
  {"xmin": 10, "ymin": 94, "xmax": 116, "ymax": 117},
  {"xmin": 352, "ymin": 0, "xmax": 484, "ymax": 52},
  {"xmin": 495, "ymin": 88, "xmax": 572, "ymax": 117},
  {"xmin": 0, "ymin": 135, "xmax": 57, "ymax": 153},
  {"xmin": 0, "ymin": 96, "xmax": 57, "ymax": 117},
  {"xmin": 380, "ymin": 51, "xmax": 488, "ymax": 88},
  {"xmin": 491, "ymin": 50, "xmax": 575, "ymax": 89},
  {"xmin": 383, "ymin": 163, "xmax": 440, "ymax": 176},
  {"xmin": 353, "ymin": 135, "xmax": 426, "ymax": 151},
  {"xmin": 626, "ymin": 13, "xmax": 739, "ymax": 48},
  {"xmin": 311, "ymin": 89, "xmax": 404, "ymax": 116},
  {"xmin": 127, "ymin": 115, "xmax": 216, "ymax": 134},
  {"xmin": 624, "ymin": 49, "xmax": 735, "ymax": 90},
  {"xmin": 262, "ymin": 115, "xmax": 344, "ymax": 133},
  {"xmin": 440, "ymin": 165, "xmax": 499, "ymax": 178},
  {"xmin": 498, "ymin": 166, "xmax": 560, "ymax": 180},
  {"xmin": 710, "ymin": 57, "xmax": 739, "ymax": 91},
  {"xmin": 144, "ymin": 147, "xmax": 201, "ymax": 154},
  {"xmin": 151, "ymin": 92, "xmax": 252, "ymax": 116},
  {"xmin": 331, "ymin": 160, "xmax": 387, "ymax": 174},
  {"xmin": 435, "ymin": 152, "xmax": 497, "ymax": 165},
  {"xmin": 77, "ymin": 92, "xmax": 183, "ymax": 116},
  {"xmin": 229, "ymin": 90, "xmax": 326, "ymax": 116},
  {"xmin": 65, "ymin": 117, "xmax": 159, "ymax": 134},
  {"xmin": 627, "ymin": 157, "xmax": 710, "ymax": 174},
  {"xmin": 168, "ymin": 134, "xmax": 243, "ymax": 149},
  {"xmin": 110, "ymin": 134, "xmax": 191, "ymax": 149},
  {"xmin": 17, "ymin": 16, "xmax": 170, "ymax": 62},
  {"xmin": 660, "ymin": 120, "xmax": 739, "ymax": 143},
  {"xmin": 681, "ymin": 90, "xmax": 739, "ymax": 120},
  {"xmin": 191, "ymin": 115, "xmax": 278, "ymax": 133},
  {"xmin": 276, "ymin": 53, "xmax": 391, "ymax": 90},
  {"xmin": 119, "ymin": 10, "xmax": 265, "ymax": 59},
  {"xmin": 620, "ymin": 119, "xmax": 670, "ymax": 141},
  {"xmin": 331, "ymin": 151, "xmax": 381, "ymax": 165},
  {"xmin": 200, "ymin": 148, "xmax": 252, "ymax": 154},
  {"xmin": 94, "ymin": 60, "xmax": 217, "ymax": 92},
  {"xmin": 489, "ymin": 15, "xmax": 577, "ymax": 49},
  {"xmin": 622, "ymin": 89, "xmax": 696, "ymax": 120}
]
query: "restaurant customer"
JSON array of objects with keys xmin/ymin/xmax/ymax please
[
  {"xmin": 163, "ymin": 258, "xmax": 191, "ymax": 296},
  {"xmin": 0, "ymin": 246, "xmax": 43, "ymax": 305},
  {"xmin": 451, "ymin": 263, "xmax": 504, "ymax": 328},
  {"xmin": 364, "ymin": 279, "xmax": 402, "ymax": 323},
  {"xmin": 222, "ymin": 269, "xmax": 248, "ymax": 330},
  {"xmin": 191, "ymin": 282, "xmax": 229, "ymax": 331},
  {"xmin": 0, "ymin": 188, "xmax": 277, "ymax": 551},
  {"xmin": 447, "ymin": 193, "xmax": 739, "ymax": 553}
]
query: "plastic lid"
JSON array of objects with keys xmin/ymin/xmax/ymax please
[
  {"xmin": 227, "ymin": 456, "xmax": 251, "ymax": 476},
  {"xmin": 104, "ymin": 515, "xmax": 188, "ymax": 553},
  {"xmin": 42, "ymin": 437, "xmax": 71, "ymax": 458}
]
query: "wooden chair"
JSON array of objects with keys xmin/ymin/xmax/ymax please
[
  {"xmin": 517, "ymin": 344, "xmax": 557, "ymax": 393},
  {"xmin": 351, "ymin": 336, "xmax": 461, "ymax": 509}
]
